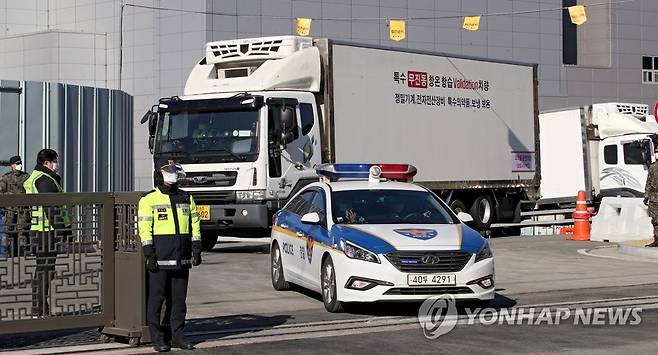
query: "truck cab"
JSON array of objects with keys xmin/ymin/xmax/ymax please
[
  {"xmin": 539, "ymin": 103, "xmax": 658, "ymax": 204},
  {"xmin": 142, "ymin": 36, "xmax": 324, "ymax": 249}
]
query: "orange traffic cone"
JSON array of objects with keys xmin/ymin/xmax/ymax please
[{"xmin": 569, "ymin": 190, "xmax": 591, "ymax": 241}]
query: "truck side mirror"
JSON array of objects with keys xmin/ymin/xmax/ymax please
[
  {"xmin": 140, "ymin": 110, "xmax": 158, "ymax": 136},
  {"xmin": 640, "ymin": 140, "xmax": 654, "ymax": 167},
  {"xmin": 148, "ymin": 136, "xmax": 155, "ymax": 153},
  {"xmin": 140, "ymin": 110, "xmax": 152, "ymax": 124}
]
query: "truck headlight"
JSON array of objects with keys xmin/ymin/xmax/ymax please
[
  {"xmin": 474, "ymin": 242, "xmax": 493, "ymax": 263},
  {"xmin": 340, "ymin": 240, "xmax": 380, "ymax": 263},
  {"xmin": 236, "ymin": 189, "xmax": 266, "ymax": 202}
]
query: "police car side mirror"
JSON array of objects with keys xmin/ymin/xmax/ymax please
[
  {"xmin": 457, "ymin": 212, "xmax": 474, "ymax": 224},
  {"xmin": 301, "ymin": 212, "xmax": 322, "ymax": 225}
]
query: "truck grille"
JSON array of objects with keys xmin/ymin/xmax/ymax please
[
  {"xmin": 384, "ymin": 287, "xmax": 473, "ymax": 296},
  {"xmin": 189, "ymin": 191, "xmax": 236, "ymax": 204},
  {"xmin": 385, "ymin": 251, "xmax": 472, "ymax": 273},
  {"xmin": 179, "ymin": 171, "xmax": 237, "ymax": 188}
]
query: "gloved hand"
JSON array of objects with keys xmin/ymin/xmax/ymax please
[
  {"xmin": 145, "ymin": 254, "xmax": 159, "ymax": 272},
  {"xmin": 192, "ymin": 252, "xmax": 202, "ymax": 266},
  {"xmin": 644, "ymin": 197, "xmax": 649, "ymax": 206}
]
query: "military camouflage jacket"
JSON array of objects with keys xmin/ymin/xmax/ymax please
[
  {"xmin": 0, "ymin": 170, "xmax": 29, "ymax": 194},
  {"xmin": 646, "ymin": 162, "xmax": 658, "ymax": 203}
]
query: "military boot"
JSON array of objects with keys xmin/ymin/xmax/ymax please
[{"xmin": 646, "ymin": 236, "xmax": 658, "ymax": 247}]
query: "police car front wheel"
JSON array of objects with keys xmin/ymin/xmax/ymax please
[
  {"xmin": 271, "ymin": 242, "xmax": 291, "ymax": 291},
  {"xmin": 321, "ymin": 256, "xmax": 344, "ymax": 313}
]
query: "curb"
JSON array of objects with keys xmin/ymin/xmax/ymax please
[{"xmin": 618, "ymin": 242, "xmax": 658, "ymax": 259}]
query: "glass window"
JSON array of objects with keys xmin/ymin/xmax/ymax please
[
  {"xmin": 603, "ymin": 145, "xmax": 618, "ymax": 165},
  {"xmin": 653, "ymin": 57, "xmax": 658, "ymax": 70},
  {"xmin": 287, "ymin": 191, "xmax": 315, "ymax": 216},
  {"xmin": 331, "ymin": 189, "xmax": 458, "ymax": 225},
  {"xmin": 300, "ymin": 103, "xmax": 315, "ymax": 136},
  {"xmin": 644, "ymin": 56, "xmax": 653, "ymax": 70},
  {"xmin": 308, "ymin": 189, "xmax": 326, "ymax": 215},
  {"xmin": 157, "ymin": 109, "xmax": 260, "ymax": 163},
  {"xmin": 623, "ymin": 142, "xmax": 646, "ymax": 165}
]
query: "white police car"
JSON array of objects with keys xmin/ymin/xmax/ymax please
[{"xmin": 270, "ymin": 164, "xmax": 494, "ymax": 312}]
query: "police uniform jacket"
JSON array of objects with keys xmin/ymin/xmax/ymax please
[{"xmin": 138, "ymin": 184, "xmax": 202, "ymax": 270}]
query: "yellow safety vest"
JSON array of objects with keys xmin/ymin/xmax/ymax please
[
  {"xmin": 23, "ymin": 170, "xmax": 69, "ymax": 231},
  {"xmin": 138, "ymin": 187, "xmax": 201, "ymax": 269}
]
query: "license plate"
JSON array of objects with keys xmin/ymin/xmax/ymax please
[
  {"xmin": 197, "ymin": 205, "xmax": 210, "ymax": 221},
  {"xmin": 407, "ymin": 274, "xmax": 456, "ymax": 286}
]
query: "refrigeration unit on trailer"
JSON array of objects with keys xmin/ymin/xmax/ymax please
[
  {"xmin": 538, "ymin": 103, "xmax": 658, "ymax": 204},
  {"xmin": 140, "ymin": 36, "xmax": 539, "ymax": 249}
]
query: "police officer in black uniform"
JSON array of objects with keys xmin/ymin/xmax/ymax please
[{"xmin": 138, "ymin": 159, "xmax": 202, "ymax": 352}]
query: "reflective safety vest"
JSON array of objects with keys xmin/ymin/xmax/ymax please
[
  {"xmin": 23, "ymin": 170, "xmax": 69, "ymax": 231},
  {"xmin": 138, "ymin": 187, "xmax": 202, "ymax": 269}
]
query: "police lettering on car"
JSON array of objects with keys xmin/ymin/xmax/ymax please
[{"xmin": 270, "ymin": 164, "xmax": 495, "ymax": 312}]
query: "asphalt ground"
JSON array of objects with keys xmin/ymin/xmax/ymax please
[
  {"xmin": 2, "ymin": 235, "xmax": 658, "ymax": 353},
  {"xmin": 175, "ymin": 308, "xmax": 658, "ymax": 355}
]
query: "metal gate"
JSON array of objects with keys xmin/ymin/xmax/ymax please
[{"xmin": 0, "ymin": 192, "xmax": 143, "ymax": 336}]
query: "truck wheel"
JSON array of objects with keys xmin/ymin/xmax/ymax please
[
  {"xmin": 271, "ymin": 242, "xmax": 291, "ymax": 291},
  {"xmin": 470, "ymin": 195, "xmax": 495, "ymax": 230},
  {"xmin": 201, "ymin": 231, "xmax": 219, "ymax": 252},
  {"xmin": 449, "ymin": 199, "xmax": 467, "ymax": 214},
  {"xmin": 321, "ymin": 256, "xmax": 344, "ymax": 313}
]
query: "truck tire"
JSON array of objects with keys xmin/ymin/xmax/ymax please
[
  {"xmin": 470, "ymin": 195, "xmax": 495, "ymax": 230},
  {"xmin": 449, "ymin": 199, "xmax": 467, "ymax": 214},
  {"xmin": 201, "ymin": 231, "xmax": 219, "ymax": 252}
]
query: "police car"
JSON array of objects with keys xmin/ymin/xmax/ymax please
[{"xmin": 270, "ymin": 164, "xmax": 495, "ymax": 312}]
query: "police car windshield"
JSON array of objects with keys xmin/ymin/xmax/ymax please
[{"xmin": 331, "ymin": 189, "xmax": 459, "ymax": 225}]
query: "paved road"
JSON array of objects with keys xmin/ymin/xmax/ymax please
[
  {"xmin": 3, "ymin": 235, "xmax": 658, "ymax": 353},
  {"xmin": 186, "ymin": 235, "xmax": 658, "ymax": 320},
  {"xmin": 177, "ymin": 308, "xmax": 658, "ymax": 355}
]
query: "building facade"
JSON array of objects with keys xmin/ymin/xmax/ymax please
[
  {"xmin": 0, "ymin": 79, "xmax": 133, "ymax": 192},
  {"xmin": 1, "ymin": 0, "xmax": 657, "ymax": 189}
]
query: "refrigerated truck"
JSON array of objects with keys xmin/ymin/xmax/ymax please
[
  {"xmin": 141, "ymin": 36, "xmax": 539, "ymax": 250},
  {"xmin": 538, "ymin": 103, "xmax": 658, "ymax": 204}
]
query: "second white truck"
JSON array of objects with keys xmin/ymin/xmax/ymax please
[
  {"xmin": 141, "ymin": 36, "xmax": 539, "ymax": 249},
  {"xmin": 539, "ymin": 103, "xmax": 658, "ymax": 205}
]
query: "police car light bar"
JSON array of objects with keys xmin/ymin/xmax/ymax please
[{"xmin": 316, "ymin": 164, "xmax": 417, "ymax": 182}]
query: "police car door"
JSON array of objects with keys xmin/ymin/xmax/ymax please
[
  {"xmin": 299, "ymin": 187, "xmax": 331, "ymax": 288},
  {"xmin": 278, "ymin": 190, "xmax": 315, "ymax": 282}
]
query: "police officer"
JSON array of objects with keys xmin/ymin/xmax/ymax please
[
  {"xmin": 23, "ymin": 149, "xmax": 68, "ymax": 316},
  {"xmin": 0, "ymin": 155, "xmax": 29, "ymax": 256},
  {"xmin": 138, "ymin": 159, "xmax": 201, "ymax": 352},
  {"xmin": 645, "ymin": 145, "xmax": 658, "ymax": 247}
]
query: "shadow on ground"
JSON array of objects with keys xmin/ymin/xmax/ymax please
[{"xmin": 0, "ymin": 313, "xmax": 292, "ymax": 352}]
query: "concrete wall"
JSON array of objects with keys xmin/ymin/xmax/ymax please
[{"xmin": 2, "ymin": 0, "xmax": 658, "ymax": 190}]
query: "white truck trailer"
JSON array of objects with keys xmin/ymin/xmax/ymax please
[
  {"xmin": 141, "ymin": 36, "xmax": 539, "ymax": 250},
  {"xmin": 538, "ymin": 103, "xmax": 658, "ymax": 204}
]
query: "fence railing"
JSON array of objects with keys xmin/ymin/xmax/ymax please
[{"xmin": 0, "ymin": 192, "xmax": 144, "ymax": 338}]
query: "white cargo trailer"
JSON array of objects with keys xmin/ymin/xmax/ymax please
[
  {"xmin": 539, "ymin": 103, "xmax": 658, "ymax": 204},
  {"xmin": 141, "ymin": 36, "xmax": 539, "ymax": 249}
]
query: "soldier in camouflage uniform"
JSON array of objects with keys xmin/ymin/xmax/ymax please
[
  {"xmin": 0, "ymin": 156, "xmax": 29, "ymax": 256},
  {"xmin": 645, "ymin": 147, "xmax": 658, "ymax": 247}
]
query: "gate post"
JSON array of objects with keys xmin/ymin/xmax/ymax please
[{"xmin": 100, "ymin": 193, "xmax": 149, "ymax": 345}]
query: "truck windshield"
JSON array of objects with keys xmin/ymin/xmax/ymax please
[
  {"xmin": 331, "ymin": 189, "xmax": 459, "ymax": 225},
  {"xmin": 156, "ymin": 110, "xmax": 260, "ymax": 163}
]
